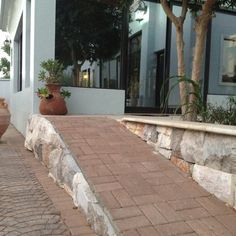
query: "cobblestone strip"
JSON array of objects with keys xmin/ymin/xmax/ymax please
[
  {"xmin": 0, "ymin": 126, "xmax": 97, "ymax": 236},
  {"xmin": 0, "ymin": 146, "xmax": 70, "ymax": 235}
]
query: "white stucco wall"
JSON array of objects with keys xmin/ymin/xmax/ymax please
[
  {"xmin": 207, "ymin": 94, "xmax": 234, "ymax": 107},
  {"xmin": 129, "ymin": 2, "xmax": 167, "ymax": 108},
  {"xmin": 4, "ymin": 0, "xmax": 56, "ymax": 135},
  {"xmin": 0, "ymin": 79, "xmax": 10, "ymax": 104},
  {"xmin": 63, "ymin": 87, "xmax": 125, "ymax": 115}
]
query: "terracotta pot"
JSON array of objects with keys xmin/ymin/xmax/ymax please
[
  {"xmin": 0, "ymin": 97, "xmax": 10, "ymax": 139},
  {"xmin": 39, "ymin": 84, "xmax": 68, "ymax": 115}
]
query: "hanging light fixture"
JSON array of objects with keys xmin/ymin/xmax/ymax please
[{"xmin": 134, "ymin": 1, "xmax": 147, "ymax": 22}]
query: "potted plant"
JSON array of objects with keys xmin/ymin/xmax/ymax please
[
  {"xmin": 37, "ymin": 59, "xmax": 71, "ymax": 115},
  {"xmin": 0, "ymin": 97, "xmax": 10, "ymax": 139}
]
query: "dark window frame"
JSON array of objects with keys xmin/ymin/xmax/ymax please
[{"xmin": 15, "ymin": 16, "xmax": 23, "ymax": 92}]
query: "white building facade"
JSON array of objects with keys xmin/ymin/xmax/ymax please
[
  {"xmin": 0, "ymin": 0, "xmax": 125, "ymax": 135},
  {"xmin": 1, "ymin": 0, "xmax": 236, "ymax": 133},
  {"xmin": 0, "ymin": 0, "xmax": 56, "ymax": 134}
]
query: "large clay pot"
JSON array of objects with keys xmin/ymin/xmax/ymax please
[
  {"xmin": 0, "ymin": 97, "xmax": 10, "ymax": 139},
  {"xmin": 39, "ymin": 84, "xmax": 68, "ymax": 115}
]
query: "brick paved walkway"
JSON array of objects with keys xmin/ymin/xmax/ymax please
[
  {"xmin": 47, "ymin": 116, "xmax": 236, "ymax": 236},
  {"xmin": 0, "ymin": 125, "xmax": 97, "ymax": 236}
]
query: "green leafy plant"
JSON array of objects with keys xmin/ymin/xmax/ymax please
[
  {"xmin": 162, "ymin": 76, "xmax": 236, "ymax": 125},
  {"xmin": 0, "ymin": 39, "xmax": 10, "ymax": 79},
  {"xmin": 36, "ymin": 87, "xmax": 52, "ymax": 99},
  {"xmin": 37, "ymin": 87, "xmax": 71, "ymax": 99},
  {"xmin": 60, "ymin": 74, "xmax": 74, "ymax": 86},
  {"xmin": 205, "ymin": 97, "xmax": 236, "ymax": 125},
  {"xmin": 60, "ymin": 88, "xmax": 71, "ymax": 98},
  {"xmin": 162, "ymin": 76, "xmax": 205, "ymax": 118},
  {"xmin": 38, "ymin": 59, "xmax": 64, "ymax": 84}
]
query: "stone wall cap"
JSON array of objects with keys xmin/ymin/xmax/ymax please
[{"xmin": 121, "ymin": 116, "xmax": 236, "ymax": 137}]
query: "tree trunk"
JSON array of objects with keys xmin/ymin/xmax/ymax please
[
  {"xmin": 70, "ymin": 46, "xmax": 78, "ymax": 86},
  {"xmin": 187, "ymin": 20, "xmax": 209, "ymax": 120},
  {"xmin": 160, "ymin": 0, "xmax": 188, "ymax": 117},
  {"xmin": 186, "ymin": 0, "xmax": 216, "ymax": 121},
  {"xmin": 188, "ymin": 1, "xmax": 216, "ymax": 121},
  {"xmin": 176, "ymin": 25, "xmax": 187, "ymax": 116}
]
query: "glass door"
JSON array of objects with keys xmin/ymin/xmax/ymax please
[{"xmin": 156, "ymin": 49, "xmax": 165, "ymax": 108}]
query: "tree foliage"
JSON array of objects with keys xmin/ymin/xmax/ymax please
[
  {"xmin": 55, "ymin": 0, "xmax": 123, "ymax": 67},
  {"xmin": 164, "ymin": 0, "xmax": 236, "ymax": 12},
  {"xmin": 0, "ymin": 39, "xmax": 10, "ymax": 79}
]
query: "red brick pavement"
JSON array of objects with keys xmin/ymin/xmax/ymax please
[{"xmin": 46, "ymin": 116, "xmax": 236, "ymax": 236}]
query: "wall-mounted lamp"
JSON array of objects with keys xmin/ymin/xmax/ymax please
[
  {"xmin": 134, "ymin": 1, "xmax": 147, "ymax": 22},
  {"xmin": 5, "ymin": 39, "xmax": 11, "ymax": 44}
]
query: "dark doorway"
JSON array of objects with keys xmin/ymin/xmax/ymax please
[{"xmin": 155, "ymin": 49, "xmax": 165, "ymax": 108}]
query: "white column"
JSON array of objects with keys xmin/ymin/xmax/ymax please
[
  {"xmin": 22, "ymin": 0, "xmax": 31, "ymax": 88},
  {"xmin": 30, "ymin": 0, "xmax": 56, "ymax": 112}
]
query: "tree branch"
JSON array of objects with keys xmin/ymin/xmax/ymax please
[
  {"xmin": 181, "ymin": 0, "xmax": 188, "ymax": 22},
  {"xmin": 160, "ymin": 0, "xmax": 179, "ymax": 27},
  {"xmin": 200, "ymin": 0, "xmax": 217, "ymax": 21}
]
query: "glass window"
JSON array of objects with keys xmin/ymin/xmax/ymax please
[
  {"xmin": 208, "ymin": 12, "xmax": 236, "ymax": 95},
  {"xmin": 220, "ymin": 35, "xmax": 236, "ymax": 84},
  {"xmin": 101, "ymin": 57, "xmax": 120, "ymax": 89},
  {"xmin": 127, "ymin": 33, "xmax": 142, "ymax": 107}
]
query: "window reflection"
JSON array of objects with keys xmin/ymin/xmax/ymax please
[{"xmin": 221, "ymin": 35, "xmax": 236, "ymax": 84}]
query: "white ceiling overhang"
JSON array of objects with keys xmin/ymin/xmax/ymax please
[{"xmin": 0, "ymin": 0, "xmax": 14, "ymax": 32}]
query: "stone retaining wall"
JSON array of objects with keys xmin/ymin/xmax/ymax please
[
  {"xmin": 25, "ymin": 115, "xmax": 117, "ymax": 236},
  {"xmin": 122, "ymin": 119, "xmax": 236, "ymax": 209}
]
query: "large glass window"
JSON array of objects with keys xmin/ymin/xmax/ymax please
[
  {"xmin": 126, "ymin": 2, "xmax": 168, "ymax": 110},
  {"xmin": 220, "ymin": 35, "xmax": 236, "ymax": 84},
  {"xmin": 208, "ymin": 12, "xmax": 236, "ymax": 95},
  {"xmin": 101, "ymin": 57, "xmax": 120, "ymax": 89},
  {"xmin": 55, "ymin": 0, "xmax": 121, "ymax": 89},
  {"xmin": 127, "ymin": 33, "xmax": 141, "ymax": 107}
]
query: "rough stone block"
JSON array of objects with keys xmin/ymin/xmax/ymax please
[
  {"xmin": 180, "ymin": 131, "xmax": 205, "ymax": 164},
  {"xmin": 156, "ymin": 127, "xmax": 172, "ymax": 136},
  {"xmin": 192, "ymin": 164, "xmax": 236, "ymax": 207},
  {"xmin": 143, "ymin": 125, "xmax": 158, "ymax": 144},
  {"xmin": 170, "ymin": 155, "xmax": 192, "ymax": 174},
  {"xmin": 25, "ymin": 115, "xmax": 119, "ymax": 236},
  {"xmin": 25, "ymin": 115, "xmax": 80, "ymax": 194},
  {"xmin": 158, "ymin": 133, "xmax": 172, "ymax": 150},
  {"xmin": 125, "ymin": 122, "xmax": 137, "ymax": 135},
  {"xmin": 155, "ymin": 148, "xmax": 172, "ymax": 159},
  {"xmin": 202, "ymin": 134, "xmax": 236, "ymax": 173},
  {"xmin": 170, "ymin": 129, "xmax": 184, "ymax": 155},
  {"xmin": 134, "ymin": 123, "xmax": 145, "ymax": 138},
  {"xmin": 73, "ymin": 173, "xmax": 98, "ymax": 214}
]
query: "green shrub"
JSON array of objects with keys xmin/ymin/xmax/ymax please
[
  {"xmin": 162, "ymin": 76, "xmax": 236, "ymax": 125},
  {"xmin": 205, "ymin": 97, "xmax": 236, "ymax": 125},
  {"xmin": 38, "ymin": 59, "xmax": 64, "ymax": 84}
]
